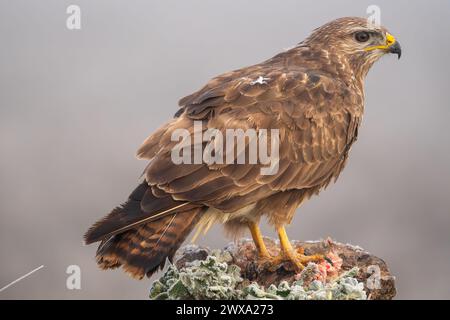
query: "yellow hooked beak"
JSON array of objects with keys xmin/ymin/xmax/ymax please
[{"xmin": 365, "ymin": 32, "xmax": 402, "ymax": 58}]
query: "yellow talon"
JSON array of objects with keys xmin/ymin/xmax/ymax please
[
  {"xmin": 248, "ymin": 222, "xmax": 325, "ymax": 272},
  {"xmin": 274, "ymin": 226, "xmax": 324, "ymax": 271},
  {"xmin": 248, "ymin": 222, "xmax": 324, "ymax": 272}
]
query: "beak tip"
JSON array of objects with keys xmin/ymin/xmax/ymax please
[{"xmin": 389, "ymin": 41, "xmax": 402, "ymax": 60}]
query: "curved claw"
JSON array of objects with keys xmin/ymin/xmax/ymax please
[{"xmin": 257, "ymin": 249, "xmax": 325, "ymax": 272}]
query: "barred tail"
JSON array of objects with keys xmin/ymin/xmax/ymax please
[{"xmin": 94, "ymin": 208, "xmax": 203, "ymax": 279}]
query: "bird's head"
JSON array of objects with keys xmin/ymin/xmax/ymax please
[{"xmin": 304, "ymin": 17, "xmax": 401, "ymax": 79}]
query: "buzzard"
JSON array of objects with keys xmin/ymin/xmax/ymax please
[{"xmin": 85, "ymin": 17, "xmax": 401, "ymax": 279}]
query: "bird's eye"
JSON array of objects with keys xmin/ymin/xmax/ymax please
[{"xmin": 355, "ymin": 31, "xmax": 370, "ymax": 43}]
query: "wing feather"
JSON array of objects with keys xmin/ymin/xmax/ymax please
[{"xmin": 136, "ymin": 64, "xmax": 362, "ymax": 215}]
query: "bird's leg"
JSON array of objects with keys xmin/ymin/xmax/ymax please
[
  {"xmin": 247, "ymin": 221, "xmax": 270, "ymax": 259},
  {"xmin": 272, "ymin": 225, "xmax": 324, "ymax": 272}
]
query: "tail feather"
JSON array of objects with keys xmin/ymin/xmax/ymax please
[
  {"xmin": 95, "ymin": 208, "xmax": 203, "ymax": 279},
  {"xmin": 84, "ymin": 182, "xmax": 195, "ymax": 244}
]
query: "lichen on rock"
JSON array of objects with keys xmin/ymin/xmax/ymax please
[
  {"xmin": 149, "ymin": 238, "xmax": 396, "ymax": 300},
  {"xmin": 243, "ymin": 267, "xmax": 366, "ymax": 300},
  {"xmin": 150, "ymin": 250, "xmax": 244, "ymax": 300},
  {"xmin": 180, "ymin": 258, "xmax": 241, "ymax": 299}
]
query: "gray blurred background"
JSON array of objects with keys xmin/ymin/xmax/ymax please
[{"xmin": 1, "ymin": 0, "xmax": 449, "ymax": 299}]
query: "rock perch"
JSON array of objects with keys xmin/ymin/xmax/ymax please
[{"xmin": 149, "ymin": 238, "xmax": 396, "ymax": 300}]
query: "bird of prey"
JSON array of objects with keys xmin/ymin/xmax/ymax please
[{"xmin": 85, "ymin": 17, "xmax": 401, "ymax": 279}]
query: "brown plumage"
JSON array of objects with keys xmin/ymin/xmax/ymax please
[{"xmin": 85, "ymin": 17, "xmax": 401, "ymax": 279}]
